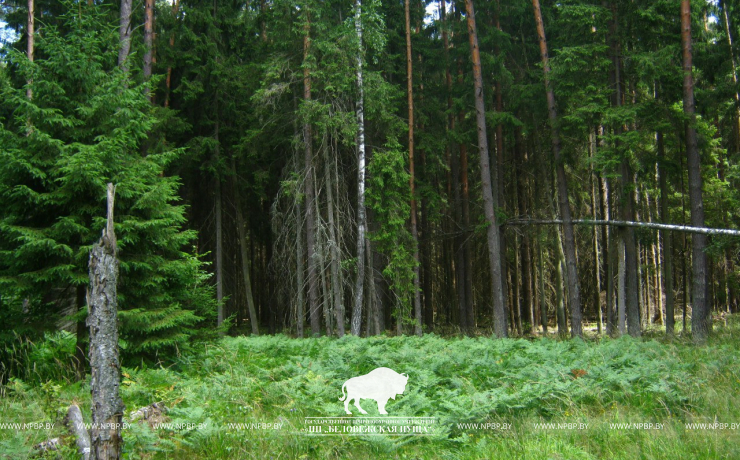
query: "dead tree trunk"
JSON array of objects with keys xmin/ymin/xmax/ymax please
[{"xmin": 87, "ymin": 184, "xmax": 124, "ymax": 460}]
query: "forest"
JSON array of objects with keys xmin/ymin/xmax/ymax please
[{"xmin": 1, "ymin": 0, "xmax": 740, "ymax": 458}]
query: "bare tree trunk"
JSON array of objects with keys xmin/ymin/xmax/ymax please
[
  {"xmin": 404, "ymin": 0, "xmax": 423, "ymax": 337},
  {"xmin": 88, "ymin": 184, "xmax": 124, "ymax": 460},
  {"xmin": 296, "ymin": 197, "xmax": 305, "ymax": 338},
  {"xmin": 465, "ymin": 0, "xmax": 507, "ymax": 338},
  {"xmin": 351, "ymin": 0, "xmax": 367, "ymax": 336},
  {"xmin": 26, "ymin": 0, "xmax": 34, "ymax": 101},
  {"xmin": 118, "ymin": 0, "xmax": 132, "ymax": 70},
  {"xmin": 538, "ymin": 236, "xmax": 547, "ymax": 333},
  {"xmin": 302, "ymin": 8, "xmax": 320, "ymax": 336},
  {"xmin": 532, "ymin": 0, "xmax": 582, "ymax": 337},
  {"xmin": 143, "ymin": 0, "xmax": 154, "ymax": 93},
  {"xmin": 720, "ymin": 0, "xmax": 740, "ymax": 154},
  {"xmin": 682, "ymin": 0, "xmax": 709, "ymax": 343},
  {"xmin": 214, "ymin": 111, "xmax": 225, "ymax": 329},
  {"xmin": 590, "ymin": 130, "xmax": 603, "ymax": 334},
  {"xmin": 618, "ymin": 236, "xmax": 626, "ymax": 335},
  {"xmin": 324, "ymin": 145, "xmax": 344, "ymax": 337},
  {"xmin": 556, "ymin": 228, "xmax": 567, "ymax": 337},
  {"xmin": 231, "ymin": 158, "xmax": 259, "ymax": 335},
  {"xmin": 515, "ymin": 127, "xmax": 534, "ymax": 334},
  {"xmin": 164, "ymin": 0, "xmax": 181, "ymax": 108}
]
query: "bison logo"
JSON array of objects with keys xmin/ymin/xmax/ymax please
[{"xmin": 339, "ymin": 367, "xmax": 408, "ymax": 415}]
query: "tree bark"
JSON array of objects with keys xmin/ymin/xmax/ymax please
[
  {"xmin": 658, "ymin": 130, "xmax": 675, "ymax": 335},
  {"xmin": 118, "ymin": 0, "xmax": 133, "ymax": 70},
  {"xmin": 231, "ymin": 157, "xmax": 259, "ymax": 336},
  {"xmin": 324, "ymin": 144, "xmax": 344, "ymax": 337},
  {"xmin": 143, "ymin": 0, "xmax": 154, "ymax": 89},
  {"xmin": 164, "ymin": 0, "xmax": 181, "ymax": 108},
  {"xmin": 465, "ymin": 0, "xmax": 507, "ymax": 338},
  {"xmin": 405, "ymin": 0, "xmax": 423, "ymax": 337},
  {"xmin": 88, "ymin": 184, "xmax": 123, "ymax": 460},
  {"xmin": 302, "ymin": 8, "xmax": 320, "ymax": 336},
  {"xmin": 681, "ymin": 0, "xmax": 709, "ymax": 343},
  {"xmin": 351, "ymin": 0, "xmax": 367, "ymax": 336},
  {"xmin": 26, "ymin": 0, "xmax": 34, "ymax": 101},
  {"xmin": 532, "ymin": 0, "xmax": 582, "ymax": 337}
]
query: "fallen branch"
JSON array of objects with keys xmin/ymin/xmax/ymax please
[{"xmin": 506, "ymin": 218, "xmax": 740, "ymax": 237}]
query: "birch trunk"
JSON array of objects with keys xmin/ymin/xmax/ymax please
[{"xmin": 351, "ymin": 0, "xmax": 367, "ymax": 336}]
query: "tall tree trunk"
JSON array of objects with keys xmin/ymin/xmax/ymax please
[
  {"xmin": 231, "ymin": 157, "xmax": 259, "ymax": 335},
  {"xmin": 88, "ymin": 184, "xmax": 123, "ymax": 460},
  {"xmin": 720, "ymin": 0, "xmax": 740, "ymax": 154},
  {"xmin": 215, "ymin": 119, "xmax": 224, "ymax": 330},
  {"xmin": 118, "ymin": 0, "xmax": 132, "ymax": 70},
  {"xmin": 618, "ymin": 235, "xmax": 627, "ymax": 335},
  {"xmin": 604, "ymin": 2, "xmax": 640, "ymax": 337},
  {"xmin": 538, "ymin": 236, "xmax": 547, "ymax": 333},
  {"xmin": 556, "ymin": 228, "xmax": 567, "ymax": 337},
  {"xmin": 296, "ymin": 198, "xmax": 305, "ymax": 338},
  {"xmin": 143, "ymin": 0, "xmax": 154, "ymax": 91},
  {"xmin": 465, "ymin": 0, "xmax": 507, "ymax": 338},
  {"xmin": 682, "ymin": 0, "xmax": 709, "ymax": 342},
  {"xmin": 26, "ymin": 0, "xmax": 34, "ymax": 101},
  {"xmin": 324, "ymin": 144, "xmax": 345, "ymax": 337},
  {"xmin": 164, "ymin": 0, "xmax": 181, "ymax": 108},
  {"xmin": 515, "ymin": 127, "xmax": 535, "ymax": 334},
  {"xmin": 351, "ymin": 0, "xmax": 367, "ymax": 336},
  {"xmin": 532, "ymin": 0, "xmax": 582, "ymax": 337},
  {"xmin": 405, "ymin": 0, "xmax": 423, "ymax": 337},
  {"xmin": 302, "ymin": 8, "xmax": 320, "ymax": 336},
  {"xmin": 590, "ymin": 130, "xmax": 603, "ymax": 334}
]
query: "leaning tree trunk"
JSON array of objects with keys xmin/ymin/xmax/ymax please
[
  {"xmin": 532, "ymin": 0, "xmax": 582, "ymax": 337},
  {"xmin": 405, "ymin": 0, "xmax": 423, "ymax": 337},
  {"xmin": 465, "ymin": 0, "xmax": 507, "ymax": 338},
  {"xmin": 351, "ymin": 0, "xmax": 367, "ymax": 336},
  {"xmin": 681, "ymin": 0, "xmax": 709, "ymax": 343},
  {"xmin": 88, "ymin": 184, "xmax": 124, "ymax": 460}
]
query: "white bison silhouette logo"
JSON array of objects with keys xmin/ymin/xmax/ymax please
[{"xmin": 339, "ymin": 367, "xmax": 408, "ymax": 415}]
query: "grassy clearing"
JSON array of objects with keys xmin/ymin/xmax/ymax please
[{"xmin": 2, "ymin": 320, "xmax": 740, "ymax": 459}]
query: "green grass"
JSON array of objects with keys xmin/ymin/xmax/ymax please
[{"xmin": 2, "ymin": 320, "xmax": 740, "ymax": 459}]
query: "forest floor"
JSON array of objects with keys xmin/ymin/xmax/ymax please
[{"xmin": 2, "ymin": 318, "xmax": 740, "ymax": 459}]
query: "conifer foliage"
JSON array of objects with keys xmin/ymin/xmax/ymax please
[{"xmin": 0, "ymin": 2, "xmax": 215, "ymax": 363}]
